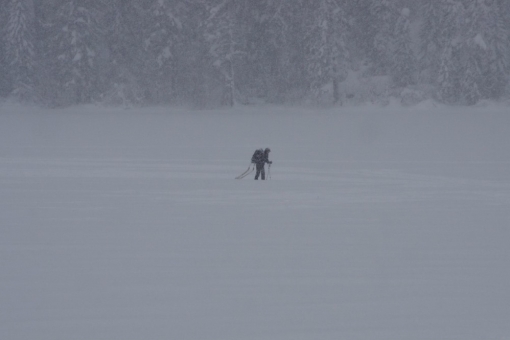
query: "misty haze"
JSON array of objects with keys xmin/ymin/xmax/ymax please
[{"xmin": 1, "ymin": 1, "xmax": 510, "ymax": 340}]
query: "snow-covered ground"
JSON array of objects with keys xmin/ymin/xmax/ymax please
[{"xmin": 1, "ymin": 103, "xmax": 509, "ymax": 340}]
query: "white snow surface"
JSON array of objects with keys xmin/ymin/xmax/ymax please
[{"xmin": 1, "ymin": 103, "xmax": 509, "ymax": 340}]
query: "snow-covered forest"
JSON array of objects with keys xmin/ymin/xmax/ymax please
[{"xmin": 1, "ymin": 0, "xmax": 510, "ymax": 107}]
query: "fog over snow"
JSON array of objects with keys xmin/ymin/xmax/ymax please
[{"xmin": 1, "ymin": 102, "xmax": 509, "ymax": 340}]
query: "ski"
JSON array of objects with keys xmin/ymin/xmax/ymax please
[{"xmin": 235, "ymin": 165, "xmax": 254, "ymax": 179}]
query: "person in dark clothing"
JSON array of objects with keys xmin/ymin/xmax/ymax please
[{"xmin": 255, "ymin": 148, "xmax": 272, "ymax": 180}]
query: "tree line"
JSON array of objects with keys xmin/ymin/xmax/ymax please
[{"xmin": 1, "ymin": 0, "xmax": 509, "ymax": 107}]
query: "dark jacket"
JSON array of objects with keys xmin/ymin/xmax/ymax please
[
  {"xmin": 252, "ymin": 149, "xmax": 272, "ymax": 164},
  {"xmin": 254, "ymin": 150, "xmax": 271, "ymax": 180},
  {"xmin": 260, "ymin": 150, "xmax": 271, "ymax": 165}
]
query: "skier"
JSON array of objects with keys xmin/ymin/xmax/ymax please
[{"xmin": 253, "ymin": 148, "xmax": 272, "ymax": 180}]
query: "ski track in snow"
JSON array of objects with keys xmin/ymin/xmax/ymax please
[{"xmin": 1, "ymin": 104, "xmax": 509, "ymax": 340}]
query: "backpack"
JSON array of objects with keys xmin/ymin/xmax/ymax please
[{"xmin": 251, "ymin": 149, "xmax": 264, "ymax": 163}]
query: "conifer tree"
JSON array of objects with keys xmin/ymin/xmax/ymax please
[
  {"xmin": 246, "ymin": 0, "xmax": 308, "ymax": 103},
  {"xmin": 435, "ymin": 0, "xmax": 465, "ymax": 103},
  {"xmin": 4, "ymin": 0, "xmax": 36, "ymax": 101},
  {"xmin": 420, "ymin": 0, "xmax": 443, "ymax": 82},
  {"xmin": 245, "ymin": 0, "xmax": 286, "ymax": 102},
  {"xmin": 465, "ymin": 0, "xmax": 509, "ymax": 99},
  {"xmin": 461, "ymin": 50, "xmax": 481, "ymax": 105},
  {"xmin": 204, "ymin": 0, "xmax": 246, "ymax": 106},
  {"xmin": 175, "ymin": 0, "xmax": 209, "ymax": 105},
  {"xmin": 143, "ymin": 0, "xmax": 184, "ymax": 103},
  {"xmin": 437, "ymin": 43, "xmax": 460, "ymax": 104},
  {"xmin": 0, "ymin": 1, "xmax": 11, "ymax": 96},
  {"xmin": 391, "ymin": 7, "xmax": 416, "ymax": 87},
  {"xmin": 306, "ymin": 0, "xmax": 349, "ymax": 104},
  {"xmin": 101, "ymin": 0, "xmax": 146, "ymax": 105},
  {"xmin": 347, "ymin": 0, "xmax": 375, "ymax": 64},
  {"xmin": 45, "ymin": 0, "xmax": 102, "ymax": 105},
  {"xmin": 368, "ymin": 0, "xmax": 398, "ymax": 76}
]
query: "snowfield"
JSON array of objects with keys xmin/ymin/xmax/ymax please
[{"xmin": 1, "ymin": 103, "xmax": 509, "ymax": 340}]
